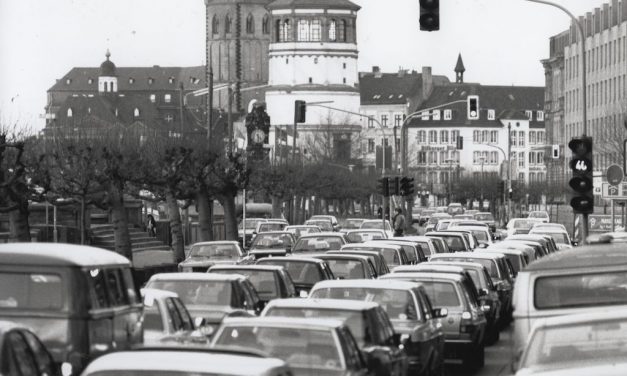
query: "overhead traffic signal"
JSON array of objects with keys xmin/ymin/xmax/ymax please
[
  {"xmin": 377, "ymin": 177, "xmax": 390, "ymax": 197},
  {"xmin": 467, "ymin": 95, "xmax": 479, "ymax": 120},
  {"xmin": 419, "ymin": 0, "xmax": 440, "ymax": 31},
  {"xmin": 294, "ymin": 100, "xmax": 306, "ymax": 123},
  {"xmin": 400, "ymin": 176, "xmax": 415, "ymax": 197},
  {"xmin": 389, "ymin": 176, "xmax": 400, "ymax": 196},
  {"xmin": 497, "ymin": 180, "xmax": 505, "ymax": 198},
  {"xmin": 568, "ymin": 137, "xmax": 593, "ymax": 214}
]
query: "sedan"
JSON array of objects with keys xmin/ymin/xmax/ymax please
[
  {"xmin": 313, "ymin": 254, "xmax": 378, "ymax": 279},
  {"xmin": 284, "ymin": 225, "xmax": 321, "ymax": 240},
  {"xmin": 247, "ymin": 231, "xmax": 296, "ymax": 259},
  {"xmin": 141, "ymin": 288, "xmax": 199, "ymax": 345},
  {"xmin": 360, "ymin": 220, "xmax": 394, "ymax": 238},
  {"xmin": 256, "ymin": 256, "xmax": 335, "ymax": 297},
  {"xmin": 179, "ymin": 241, "xmax": 252, "ymax": 272},
  {"xmin": 0, "ymin": 321, "xmax": 59, "ymax": 376},
  {"xmin": 208, "ymin": 265, "xmax": 297, "ymax": 304},
  {"xmin": 292, "ymin": 232, "xmax": 349, "ymax": 253}
]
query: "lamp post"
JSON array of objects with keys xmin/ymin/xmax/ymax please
[
  {"xmin": 525, "ymin": 0, "xmax": 588, "ymax": 243},
  {"xmin": 445, "ymin": 159, "xmax": 456, "ymax": 205},
  {"xmin": 479, "ymin": 156, "xmax": 486, "ymax": 210}
]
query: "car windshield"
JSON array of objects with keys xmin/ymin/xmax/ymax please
[
  {"xmin": 305, "ymin": 220, "xmax": 333, "ymax": 231},
  {"xmin": 521, "ymin": 318, "xmax": 627, "ymax": 370},
  {"xmin": 146, "ymin": 280, "xmax": 231, "ymax": 306},
  {"xmin": 361, "ymin": 221, "xmax": 389, "ymax": 230},
  {"xmin": 346, "ymin": 231, "xmax": 385, "ymax": 243},
  {"xmin": 343, "ymin": 219, "xmax": 364, "ymax": 229},
  {"xmin": 310, "ymin": 287, "xmax": 418, "ymax": 321},
  {"xmin": 418, "ymin": 281, "xmax": 462, "ymax": 308},
  {"xmin": 0, "ymin": 272, "xmax": 64, "ymax": 310},
  {"xmin": 324, "ymin": 259, "xmax": 365, "ymax": 279},
  {"xmin": 214, "ymin": 326, "xmax": 342, "ymax": 370},
  {"xmin": 474, "ymin": 213, "xmax": 494, "ymax": 221},
  {"xmin": 265, "ymin": 308, "xmax": 367, "ymax": 346},
  {"xmin": 259, "ymin": 223, "xmax": 286, "ymax": 232},
  {"xmin": 258, "ymin": 261, "xmax": 323, "ymax": 285},
  {"xmin": 239, "ymin": 219, "xmax": 265, "ymax": 230},
  {"xmin": 142, "ymin": 307, "xmax": 163, "ymax": 331},
  {"xmin": 251, "ymin": 234, "xmax": 293, "ymax": 249},
  {"xmin": 293, "ymin": 237, "xmax": 343, "ymax": 252},
  {"xmin": 513, "ymin": 220, "xmax": 536, "ymax": 229},
  {"xmin": 470, "ymin": 229, "xmax": 488, "ymax": 241},
  {"xmin": 529, "ymin": 212, "xmax": 548, "ymax": 218},
  {"xmin": 532, "ymin": 231, "xmax": 569, "ymax": 244},
  {"xmin": 439, "ymin": 235, "xmax": 465, "ymax": 252},
  {"xmin": 189, "ymin": 244, "xmax": 240, "ymax": 259},
  {"xmin": 534, "ymin": 271, "xmax": 627, "ymax": 310},
  {"xmin": 380, "ymin": 249, "xmax": 400, "ymax": 267},
  {"xmin": 211, "ymin": 270, "xmax": 278, "ymax": 300}
]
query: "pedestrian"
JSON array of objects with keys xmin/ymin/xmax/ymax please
[
  {"xmin": 392, "ymin": 208, "xmax": 405, "ymax": 237},
  {"xmin": 146, "ymin": 214, "xmax": 156, "ymax": 237},
  {"xmin": 377, "ymin": 206, "xmax": 383, "ymax": 219}
]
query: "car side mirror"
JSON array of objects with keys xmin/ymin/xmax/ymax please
[
  {"xmin": 479, "ymin": 288, "xmax": 489, "ymax": 296},
  {"xmin": 571, "ymin": 240, "xmax": 578, "ymax": 246},
  {"xmin": 432, "ymin": 307, "xmax": 448, "ymax": 318},
  {"xmin": 194, "ymin": 316, "xmax": 206, "ymax": 329},
  {"xmin": 478, "ymin": 243, "xmax": 488, "ymax": 249}
]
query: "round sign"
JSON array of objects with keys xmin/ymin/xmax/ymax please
[{"xmin": 607, "ymin": 164, "xmax": 624, "ymax": 186}]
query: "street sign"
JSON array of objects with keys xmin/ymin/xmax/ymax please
[
  {"xmin": 588, "ymin": 214, "xmax": 623, "ymax": 232},
  {"xmin": 607, "ymin": 164, "xmax": 624, "ymax": 186},
  {"xmin": 601, "ymin": 182, "xmax": 627, "ymax": 199},
  {"xmin": 593, "ymin": 170, "xmax": 602, "ymax": 196}
]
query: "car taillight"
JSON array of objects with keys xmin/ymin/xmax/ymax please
[
  {"xmin": 88, "ymin": 318, "xmax": 113, "ymax": 354},
  {"xmin": 460, "ymin": 311, "xmax": 476, "ymax": 333}
]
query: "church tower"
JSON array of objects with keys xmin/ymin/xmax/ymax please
[
  {"xmin": 98, "ymin": 50, "xmax": 118, "ymax": 94},
  {"xmin": 455, "ymin": 53, "xmax": 465, "ymax": 84}
]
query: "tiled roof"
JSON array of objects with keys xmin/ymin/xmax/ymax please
[
  {"xmin": 359, "ymin": 72, "xmax": 450, "ymax": 106},
  {"xmin": 407, "ymin": 83, "xmax": 545, "ymax": 128},
  {"xmin": 268, "ymin": 0, "xmax": 360, "ymax": 10},
  {"xmin": 48, "ymin": 66, "xmax": 207, "ymax": 92},
  {"xmin": 268, "ymin": 83, "xmax": 359, "ymax": 93}
]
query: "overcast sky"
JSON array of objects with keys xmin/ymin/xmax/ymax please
[{"xmin": 0, "ymin": 0, "xmax": 611, "ymax": 131}]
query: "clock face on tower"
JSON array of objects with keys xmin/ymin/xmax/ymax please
[{"xmin": 251, "ymin": 129, "xmax": 265, "ymax": 144}]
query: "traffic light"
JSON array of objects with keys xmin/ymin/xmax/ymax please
[
  {"xmin": 456, "ymin": 136, "xmax": 463, "ymax": 150},
  {"xmin": 294, "ymin": 100, "xmax": 306, "ymax": 123},
  {"xmin": 467, "ymin": 95, "xmax": 479, "ymax": 120},
  {"xmin": 389, "ymin": 176, "xmax": 400, "ymax": 196},
  {"xmin": 400, "ymin": 176, "xmax": 415, "ymax": 196},
  {"xmin": 568, "ymin": 137, "xmax": 594, "ymax": 213},
  {"xmin": 419, "ymin": 0, "xmax": 439, "ymax": 31},
  {"xmin": 377, "ymin": 177, "xmax": 390, "ymax": 197},
  {"xmin": 508, "ymin": 187, "xmax": 513, "ymax": 200},
  {"xmin": 497, "ymin": 180, "xmax": 505, "ymax": 198}
]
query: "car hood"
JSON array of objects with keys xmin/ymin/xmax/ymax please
[
  {"xmin": 186, "ymin": 305, "xmax": 238, "ymax": 324},
  {"xmin": 515, "ymin": 362, "xmax": 627, "ymax": 376},
  {"xmin": 179, "ymin": 258, "xmax": 238, "ymax": 267},
  {"xmin": 290, "ymin": 367, "xmax": 350, "ymax": 376}
]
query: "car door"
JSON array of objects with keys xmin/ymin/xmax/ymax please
[
  {"xmin": 416, "ymin": 290, "xmax": 445, "ymax": 354},
  {"xmin": 375, "ymin": 307, "xmax": 405, "ymax": 376}
]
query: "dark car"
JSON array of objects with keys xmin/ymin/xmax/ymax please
[
  {"xmin": 340, "ymin": 243, "xmax": 410, "ymax": 269},
  {"xmin": 145, "ymin": 273, "xmax": 263, "ymax": 336},
  {"xmin": 0, "ymin": 321, "xmax": 59, "ymax": 376},
  {"xmin": 329, "ymin": 249, "xmax": 391, "ymax": 277},
  {"xmin": 473, "ymin": 212, "xmax": 497, "ymax": 233},
  {"xmin": 370, "ymin": 239, "xmax": 428, "ymax": 263},
  {"xmin": 247, "ymin": 231, "xmax": 296, "ymax": 259},
  {"xmin": 312, "ymin": 254, "xmax": 378, "ymax": 279},
  {"xmin": 345, "ymin": 229, "xmax": 388, "ymax": 243},
  {"xmin": 309, "ymin": 279, "xmax": 447, "ymax": 376},
  {"xmin": 262, "ymin": 298, "xmax": 407, "ymax": 376},
  {"xmin": 292, "ymin": 232, "xmax": 349, "ymax": 253},
  {"xmin": 208, "ymin": 265, "xmax": 297, "ymax": 304},
  {"xmin": 426, "ymin": 232, "xmax": 471, "ymax": 253},
  {"xmin": 179, "ymin": 241, "xmax": 252, "ymax": 272},
  {"xmin": 256, "ymin": 256, "xmax": 335, "ymax": 297}
]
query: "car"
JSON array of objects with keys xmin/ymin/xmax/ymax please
[
  {"xmin": 511, "ymin": 244, "xmax": 627, "ymax": 358},
  {"xmin": 487, "ymin": 241, "xmax": 538, "ymax": 264},
  {"xmin": 304, "ymin": 218, "xmax": 334, "ymax": 232},
  {"xmin": 429, "ymin": 252, "xmax": 515, "ymax": 327},
  {"xmin": 284, "ymin": 224, "xmax": 321, "ymax": 240},
  {"xmin": 340, "ymin": 218, "xmax": 367, "ymax": 231},
  {"xmin": 330, "ymin": 249, "xmax": 391, "ymax": 277},
  {"xmin": 360, "ymin": 219, "xmax": 394, "ymax": 238},
  {"xmin": 506, "ymin": 234, "xmax": 557, "ymax": 256},
  {"xmin": 395, "ymin": 236, "xmax": 439, "ymax": 258},
  {"xmin": 370, "ymin": 238, "xmax": 428, "ymax": 263},
  {"xmin": 527, "ymin": 210, "xmax": 550, "ymax": 223},
  {"xmin": 473, "ymin": 212, "xmax": 497, "ymax": 232},
  {"xmin": 340, "ymin": 242, "xmax": 410, "ymax": 269},
  {"xmin": 309, "ymin": 279, "xmax": 447, "ymax": 376},
  {"xmin": 379, "ymin": 272, "xmax": 486, "ymax": 370},
  {"xmin": 312, "ymin": 254, "xmax": 378, "ymax": 279},
  {"xmin": 446, "ymin": 203, "xmax": 464, "ymax": 216},
  {"xmin": 426, "ymin": 231, "xmax": 471, "ymax": 252},
  {"xmin": 262, "ymin": 299, "xmax": 408, "ymax": 376},
  {"xmin": 448, "ymin": 224, "xmax": 493, "ymax": 246},
  {"xmin": 178, "ymin": 241, "xmax": 252, "ymax": 272},
  {"xmin": 141, "ymin": 288, "xmax": 200, "ymax": 345},
  {"xmin": 513, "ymin": 309, "xmax": 627, "ymax": 375},
  {"xmin": 452, "ymin": 214, "xmax": 474, "ymax": 220},
  {"xmin": 505, "ymin": 218, "xmax": 543, "ymax": 237},
  {"xmin": 81, "ymin": 346, "xmax": 293, "ymax": 376},
  {"xmin": 0, "ymin": 243, "xmax": 143, "ymax": 375},
  {"xmin": 425, "ymin": 213, "xmax": 452, "ymax": 233},
  {"xmin": 421, "ymin": 236, "xmax": 450, "ymax": 254},
  {"xmin": 477, "ymin": 248, "xmax": 528, "ymax": 275},
  {"xmin": 528, "ymin": 227, "xmax": 573, "ymax": 250},
  {"xmin": 211, "ymin": 317, "xmax": 372, "ymax": 376},
  {"xmin": 0, "ymin": 320, "xmax": 59, "ymax": 376},
  {"xmin": 255, "ymin": 220, "xmax": 289, "ymax": 235},
  {"xmin": 145, "ymin": 273, "xmax": 263, "ymax": 336},
  {"xmin": 465, "ymin": 210, "xmax": 480, "ymax": 216},
  {"xmin": 292, "ymin": 232, "xmax": 349, "ymax": 253},
  {"xmin": 419, "ymin": 209, "xmax": 436, "ymax": 226},
  {"xmin": 441, "ymin": 229, "xmax": 481, "ymax": 250},
  {"xmin": 309, "ymin": 215, "xmax": 340, "ymax": 231},
  {"xmin": 238, "ymin": 218, "xmax": 268, "ymax": 248},
  {"xmin": 344, "ymin": 229, "xmax": 388, "ymax": 243},
  {"xmin": 246, "ymin": 231, "xmax": 296, "ymax": 259},
  {"xmin": 256, "ymin": 256, "xmax": 335, "ymax": 297},
  {"xmin": 433, "ymin": 218, "xmax": 454, "ymax": 231},
  {"xmin": 208, "ymin": 265, "xmax": 298, "ymax": 304}
]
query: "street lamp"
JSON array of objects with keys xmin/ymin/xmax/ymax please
[
  {"xmin": 444, "ymin": 158, "xmax": 456, "ymax": 205},
  {"xmin": 479, "ymin": 156, "xmax": 486, "ymax": 209}
]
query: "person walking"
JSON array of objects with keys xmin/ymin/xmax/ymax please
[
  {"xmin": 393, "ymin": 208, "xmax": 405, "ymax": 237},
  {"xmin": 146, "ymin": 214, "xmax": 156, "ymax": 237}
]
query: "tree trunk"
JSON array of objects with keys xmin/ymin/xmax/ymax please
[
  {"xmin": 271, "ymin": 196, "xmax": 282, "ymax": 218},
  {"xmin": 80, "ymin": 198, "xmax": 86, "ymax": 245},
  {"xmin": 299, "ymin": 196, "xmax": 306, "ymax": 224},
  {"xmin": 9, "ymin": 200, "xmax": 30, "ymax": 242},
  {"xmin": 196, "ymin": 185, "xmax": 213, "ymax": 241},
  {"xmin": 166, "ymin": 191, "xmax": 185, "ymax": 263},
  {"xmin": 218, "ymin": 193, "xmax": 238, "ymax": 241},
  {"xmin": 108, "ymin": 184, "xmax": 132, "ymax": 261}
]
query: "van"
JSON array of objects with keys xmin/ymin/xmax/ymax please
[{"xmin": 0, "ymin": 243, "xmax": 143, "ymax": 375}]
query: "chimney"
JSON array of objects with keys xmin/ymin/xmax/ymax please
[
  {"xmin": 372, "ymin": 66, "xmax": 382, "ymax": 78},
  {"xmin": 422, "ymin": 66, "xmax": 433, "ymax": 100},
  {"xmin": 397, "ymin": 68, "xmax": 407, "ymax": 77}
]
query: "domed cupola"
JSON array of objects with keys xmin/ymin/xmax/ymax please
[{"xmin": 98, "ymin": 50, "xmax": 118, "ymax": 94}]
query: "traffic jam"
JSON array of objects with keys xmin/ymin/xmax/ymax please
[{"xmin": 2, "ymin": 209, "xmax": 626, "ymax": 376}]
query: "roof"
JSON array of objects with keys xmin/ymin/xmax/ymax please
[
  {"xmin": 311, "ymin": 278, "xmax": 420, "ymax": 290},
  {"xmin": 221, "ymin": 316, "xmax": 345, "ymax": 330},
  {"xmin": 524, "ymin": 244, "xmax": 627, "ymax": 272},
  {"xmin": 531, "ymin": 308, "xmax": 627, "ymax": 330},
  {"xmin": 359, "ymin": 70, "xmax": 450, "ymax": 105},
  {"xmin": 430, "ymin": 251, "xmax": 503, "ymax": 260},
  {"xmin": 256, "ymin": 256, "xmax": 325, "ymax": 264},
  {"xmin": 381, "ymin": 272, "xmax": 464, "ymax": 282},
  {"xmin": 0, "ymin": 243, "xmax": 130, "ymax": 267},
  {"xmin": 393, "ymin": 264, "xmax": 466, "ymax": 274},
  {"xmin": 100, "ymin": 50, "xmax": 116, "ymax": 76},
  {"xmin": 265, "ymin": 298, "xmax": 379, "ymax": 311},
  {"xmin": 407, "ymin": 83, "xmax": 545, "ymax": 129},
  {"xmin": 81, "ymin": 350, "xmax": 287, "ymax": 374},
  {"xmin": 147, "ymin": 273, "xmax": 246, "ymax": 282},
  {"xmin": 191, "ymin": 241, "xmax": 241, "ymax": 247},
  {"xmin": 454, "ymin": 53, "xmax": 465, "ymax": 73},
  {"xmin": 208, "ymin": 265, "xmax": 285, "ymax": 272},
  {"xmin": 267, "ymin": 0, "xmax": 360, "ymax": 11}
]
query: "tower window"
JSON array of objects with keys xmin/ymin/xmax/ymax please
[
  {"xmin": 444, "ymin": 109, "xmax": 452, "ymax": 120},
  {"xmin": 262, "ymin": 14, "xmax": 270, "ymax": 34},
  {"xmin": 285, "ymin": 58, "xmax": 289, "ymax": 64},
  {"xmin": 487, "ymin": 109, "xmax": 495, "ymax": 120},
  {"xmin": 314, "ymin": 57, "xmax": 318, "ymax": 64},
  {"xmin": 66, "ymin": 79, "xmax": 72, "ymax": 85},
  {"xmin": 329, "ymin": 19, "xmax": 336, "ymax": 41},
  {"xmin": 148, "ymin": 77, "xmax": 153, "ymax": 85},
  {"xmin": 525, "ymin": 110, "xmax": 533, "ymax": 120},
  {"xmin": 150, "ymin": 94, "xmax": 156, "ymax": 103},
  {"xmin": 338, "ymin": 20, "xmax": 347, "ymax": 42},
  {"xmin": 343, "ymin": 78, "xmax": 346, "ymax": 84},
  {"xmin": 308, "ymin": 77, "xmax": 312, "ymax": 83},
  {"xmin": 165, "ymin": 94, "xmax": 171, "ymax": 103},
  {"xmin": 129, "ymin": 78, "xmax": 135, "ymax": 84},
  {"xmin": 134, "ymin": 108, "xmax": 140, "ymax": 117},
  {"xmin": 343, "ymin": 63, "xmax": 346, "ymax": 69},
  {"xmin": 212, "ymin": 15, "xmax": 219, "ymax": 35},
  {"xmin": 246, "ymin": 14, "xmax": 254, "ymax": 34},
  {"xmin": 67, "ymin": 108, "xmax": 73, "ymax": 117},
  {"xmin": 168, "ymin": 77, "xmax": 175, "ymax": 84},
  {"xmin": 537, "ymin": 111, "xmax": 544, "ymax": 121},
  {"xmin": 297, "ymin": 19, "xmax": 321, "ymax": 42},
  {"xmin": 225, "ymin": 14, "xmax": 231, "ymax": 34},
  {"xmin": 278, "ymin": 19, "xmax": 292, "ymax": 42},
  {"xmin": 87, "ymin": 78, "xmax": 93, "ymax": 84}
]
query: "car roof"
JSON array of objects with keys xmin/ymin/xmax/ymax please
[
  {"xmin": 479, "ymin": 248, "xmax": 524, "ymax": 256},
  {"xmin": 315, "ymin": 254, "xmax": 370, "ymax": 261},
  {"xmin": 209, "ymin": 265, "xmax": 285, "ymax": 272},
  {"xmin": 532, "ymin": 308, "xmax": 627, "ymax": 330},
  {"xmin": 426, "ymin": 231, "xmax": 464, "ymax": 237},
  {"xmin": 285, "ymin": 225, "xmax": 318, "ymax": 229},
  {"xmin": 81, "ymin": 349, "xmax": 287, "ymax": 374},
  {"xmin": 221, "ymin": 316, "xmax": 344, "ymax": 330},
  {"xmin": 191, "ymin": 241, "xmax": 240, "ymax": 247},
  {"xmin": 429, "ymin": 260, "xmax": 488, "ymax": 270},
  {"xmin": 148, "ymin": 273, "xmax": 245, "ymax": 282},
  {"xmin": 524, "ymin": 244, "xmax": 627, "ymax": 271},
  {"xmin": 299, "ymin": 232, "xmax": 343, "ymax": 238},
  {"xmin": 266, "ymin": 298, "xmax": 379, "ymax": 311},
  {"xmin": 257, "ymin": 256, "xmax": 325, "ymax": 264},
  {"xmin": 253, "ymin": 231, "xmax": 293, "ymax": 236},
  {"xmin": 359, "ymin": 242, "xmax": 403, "ymax": 250},
  {"xmin": 430, "ymin": 252, "xmax": 503, "ymax": 260},
  {"xmin": 393, "ymin": 264, "xmax": 466, "ymax": 274},
  {"xmin": 0, "ymin": 243, "xmax": 130, "ymax": 267},
  {"xmin": 311, "ymin": 278, "xmax": 420, "ymax": 290},
  {"xmin": 382, "ymin": 272, "xmax": 464, "ymax": 282}
]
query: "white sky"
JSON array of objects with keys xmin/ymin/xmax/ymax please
[{"xmin": 0, "ymin": 0, "xmax": 611, "ymax": 131}]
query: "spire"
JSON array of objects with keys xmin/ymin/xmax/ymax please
[
  {"xmin": 105, "ymin": 49, "xmax": 111, "ymax": 61},
  {"xmin": 455, "ymin": 53, "xmax": 465, "ymax": 83}
]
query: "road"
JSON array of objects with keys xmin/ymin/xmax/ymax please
[{"xmin": 446, "ymin": 325, "xmax": 515, "ymax": 376}]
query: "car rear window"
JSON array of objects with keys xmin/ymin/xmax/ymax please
[
  {"xmin": 419, "ymin": 281, "xmax": 462, "ymax": 308},
  {"xmin": 324, "ymin": 259, "xmax": 365, "ymax": 279},
  {"xmin": 534, "ymin": 271, "xmax": 627, "ymax": 310},
  {"xmin": 0, "ymin": 272, "xmax": 63, "ymax": 310}
]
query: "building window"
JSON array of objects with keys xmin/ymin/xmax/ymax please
[
  {"xmin": 66, "ymin": 78, "xmax": 72, "ymax": 85},
  {"xmin": 246, "ymin": 14, "xmax": 254, "ymax": 34},
  {"xmin": 440, "ymin": 130, "xmax": 449, "ymax": 144},
  {"xmin": 298, "ymin": 19, "xmax": 310, "ymax": 41},
  {"xmin": 432, "ymin": 110, "xmax": 441, "ymax": 120},
  {"xmin": 225, "ymin": 14, "xmax": 232, "ymax": 33},
  {"xmin": 133, "ymin": 108, "xmax": 140, "ymax": 117},
  {"xmin": 367, "ymin": 139, "xmax": 375, "ymax": 153},
  {"xmin": 148, "ymin": 77, "xmax": 153, "ymax": 85},
  {"xmin": 262, "ymin": 15, "xmax": 270, "ymax": 34},
  {"xmin": 421, "ymin": 111, "xmax": 429, "ymax": 120},
  {"xmin": 444, "ymin": 109, "xmax": 452, "ymax": 120},
  {"xmin": 490, "ymin": 130, "xmax": 498, "ymax": 143},
  {"xmin": 519, "ymin": 172, "xmax": 525, "ymax": 182},
  {"xmin": 529, "ymin": 172, "xmax": 536, "ymax": 183},
  {"xmin": 165, "ymin": 114, "xmax": 174, "ymax": 123},
  {"xmin": 439, "ymin": 151, "xmax": 447, "ymax": 164},
  {"xmin": 87, "ymin": 78, "xmax": 93, "ymax": 84},
  {"xmin": 473, "ymin": 151, "xmax": 480, "ymax": 164},
  {"xmin": 328, "ymin": 19, "xmax": 336, "ymax": 41},
  {"xmin": 428, "ymin": 130, "xmax": 437, "ymax": 144},
  {"xmin": 450, "ymin": 130, "xmax": 459, "ymax": 145},
  {"xmin": 428, "ymin": 151, "xmax": 437, "ymax": 164},
  {"xmin": 428, "ymin": 171, "xmax": 437, "ymax": 183},
  {"xmin": 168, "ymin": 77, "xmax": 175, "ymax": 84},
  {"xmin": 278, "ymin": 19, "xmax": 292, "ymax": 42},
  {"xmin": 529, "ymin": 152, "xmax": 536, "ymax": 165},
  {"xmin": 417, "ymin": 130, "xmax": 426, "ymax": 144},
  {"xmin": 381, "ymin": 115, "xmax": 388, "ymax": 127},
  {"xmin": 67, "ymin": 108, "xmax": 73, "ymax": 117},
  {"xmin": 481, "ymin": 130, "xmax": 489, "ymax": 143},
  {"xmin": 518, "ymin": 152, "xmax": 525, "ymax": 168},
  {"xmin": 490, "ymin": 151, "xmax": 498, "ymax": 164},
  {"xmin": 310, "ymin": 20, "xmax": 321, "ymax": 41},
  {"xmin": 338, "ymin": 20, "xmax": 346, "ymax": 42},
  {"xmin": 537, "ymin": 172, "xmax": 545, "ymax": 181},
  {"xmin": 165, "ymin": 94, "xmax": 171, "ymax": 103},
  {"xmin": 529, "ymin": 131, "xmax": 536, "ymax": 145},
  {"xmin": 342, "ymin": 77, "xmax": 346, "ymax": 84},
  {"xmin": 129, "ymin": 78, "xmax": 135, "ymax": 84},
  {"xmin": 343, "ymin": 62, "xmax": 346, "ymax": 69},
  {"xmin": 487, "ymin": 109, "xmax": 495, "ymax": 120},
  {"xmin": 150, "ymin": 94, "xmax": 156, "ymax": 103},
  {"xmin": 394, "ymin": 114, "xmax": 402, "ymax": 126},
  {"xmin": 395, "ymin": 138, "xmax": 401, "ymax": 151},
  {"xmin": 212, "ymin": 15, "xmax": 219, "ymax": 35},
  {"xmin": 418, "ymin": 151, "xmax": 427, "ymax": 165},
  {"xmin": 525, "ymin": 110, "xmax": 533, "ymax": 120},
  {"xmin": 367, "ymin": 118, "xmax": 374, "ymax": 128},
  {"xmin": 518, "ymin": 131, "xmax": 525, "ymax": 147},
  {"xmin": 537, "ymin": 110, "xmax": 544, "ymax": 121},
  {"xmin": 538, "ymin": 151, "xmax": 544, "ymax": 163},
  {"xmin": 537, "ymin": 130, "xmax": 545, "ymax": 144},
  {"xmin": 308, "ymin": 77, "xmax": 312, "ymax": 83},
  {"xmin": 473, "ymin": 130, "xmax": 480, "ymax": 144}
]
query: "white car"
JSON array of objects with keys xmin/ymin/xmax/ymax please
[
  {"xmin": 528, "ymin": 227, "xmax": 572, "ymax": 250},
  {"xmin": 505, "ymin": 218, "xmax": 543, "ymax": 237},
  {"xmin": 359, "ymin": 219, "xmax": 394, "ymax": 238},
  {"xmin": 141, "ymin": 288, "xmax": 203, "ymax": 345},
  {"xmin": 527, "ymin": 210, "xmax": 550, "ymax": 223}
]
